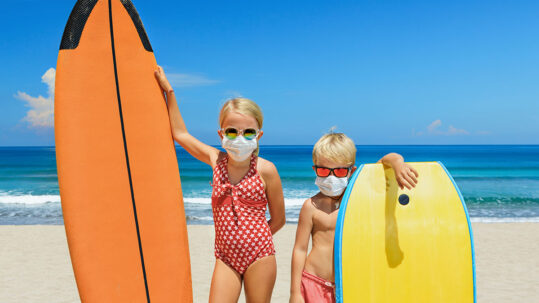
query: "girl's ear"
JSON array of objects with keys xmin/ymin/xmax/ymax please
[
  {"xmin": 257, "ymin": 130, "xmax": 264, "ymax": 140},
  {"xmin": 217, "ymin": 129, "xmax": 223, "ymax": 140}
]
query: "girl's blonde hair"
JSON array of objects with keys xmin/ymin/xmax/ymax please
[
  {"xmin": 313, "ymin": 132, "xmax": 356, "ymax": 166},
  {"xmin": 219, "ymin": 98, "xmax": 263, "ymax": 155}
]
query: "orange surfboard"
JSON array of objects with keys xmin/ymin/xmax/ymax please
[{"xmin": 55, "ymin": 0, "xmax": 192, "ymax": 302}]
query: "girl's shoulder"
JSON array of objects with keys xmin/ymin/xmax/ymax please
[
  {"xmin": 212, "ymin": 151, "xmax": 228, "ymax": 169},
  {"xmin": 256, "ymin": 156, "xmax": 278, "ymax": 177}
]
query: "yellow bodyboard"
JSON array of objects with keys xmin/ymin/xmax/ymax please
[{"xmin": 334, "ymin": 162, "xmax": 475, "ymax": 302}]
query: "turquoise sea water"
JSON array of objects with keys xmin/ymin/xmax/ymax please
[{"xmin": 0, "ymin": 145, "xmax": 538, "ymax": 224}]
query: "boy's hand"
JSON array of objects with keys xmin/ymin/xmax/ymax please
[
  {"xmin": 394, "ymin": 162, "xmax": 419, "ymax": 190},
  {"xmin": 154, "ymin": 65, "xmax": 173, "ymax": 93}
]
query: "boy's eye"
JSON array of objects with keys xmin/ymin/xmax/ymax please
[
  {"xmin": 333, "ymin": 168, "xmax": 349, "ymax": 178},
  {"xmin": 315, "ymin": 167, "xmax": 331, "ymax": 177}
]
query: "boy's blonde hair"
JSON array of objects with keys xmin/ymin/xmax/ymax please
[
  {"xmin": 313, "ymin": 132, "xmax": 356, "ymax": 166},
  {"xmin": 219, "ymin": 98, "xmax": 263, "ymax": 155}
]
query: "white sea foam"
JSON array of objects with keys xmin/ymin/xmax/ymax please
[
  {"xmin": 186, "ymin": 216, "xmax": 214, "ymax": 222},
  {"xmin": 470, "ymin": 217, "xmax": 539, "ymax": 223},
  {"xmin": 0, "ymin": 194, "xmax": 60, "ymax": 204},
  {"xmin": 183, "ymin": 197, "xmax": 306, "ymax": 206},
  {"xmin": 2, "ymin": 194, "xmax": 539, "ymax": 223}
]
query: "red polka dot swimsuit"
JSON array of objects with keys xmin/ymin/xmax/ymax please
[{"xmin": 211, "ymin": 154, "xmax": 275, "ymax": 275}]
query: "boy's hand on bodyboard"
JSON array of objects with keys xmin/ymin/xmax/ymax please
[{"xmin": 393, "ymin": 162, "xmax": 419, "ymax": 190}]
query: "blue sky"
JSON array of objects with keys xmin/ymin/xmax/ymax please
[{"xmin": 1, "ymin": 0, "xmax": 538, "ymax": 146}]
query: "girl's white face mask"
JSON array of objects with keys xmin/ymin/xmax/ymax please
[
  {"xmin": 315, "ymin": 175, "xmax": 349, "ymax": 197},
  {"xmin": 221, "ymin": 135, "xmax": 257, "ymax": 162}
]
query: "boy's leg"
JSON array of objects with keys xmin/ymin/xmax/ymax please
[
  {"xmin": 243, "ymin": 255, "xmax": 277, "ymax": 303},
  {"xmin": 209, "ymin": 259, "xmax": 242, "ymax": 303}
]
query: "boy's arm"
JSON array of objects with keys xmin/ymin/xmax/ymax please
[
  {"xmin": 377, "ymin": 153, "xmax": 419, "ymax": 189},
  {"xmin": 290, "ymin": 200, "xmax": 314, "ymax": 302}
]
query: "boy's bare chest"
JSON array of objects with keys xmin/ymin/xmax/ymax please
[{"xmin": 312, "ymin": 209, "xmax": 338, "ymax": 231}]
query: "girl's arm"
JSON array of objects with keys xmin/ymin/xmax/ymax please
[
  {"xmin": 290, "ymin": 201, "xmax": 313, "ymax": 303},
  {"xmin": 154, "ymin": 66, "xmax": 220, "ymax": 167},
  {"xmin": 377, "ymin": 152, "xmax": 419, "ymax": 189},
  {"xmin": 260, "ymin": 160, "xmax": 286, "ymax": 234}
]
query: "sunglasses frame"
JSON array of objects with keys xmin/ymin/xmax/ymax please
[
  {"xmin": 312, "ymin": 165, "xmax": 352, "ymax": 178},
  {"xmin": 221, "ymin": 127, "xmax": 260, "ymax": 140}
]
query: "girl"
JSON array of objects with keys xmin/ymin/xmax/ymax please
[{"xmin": 155, "ymin": 66, "xmax": 286, "ymax": 303}]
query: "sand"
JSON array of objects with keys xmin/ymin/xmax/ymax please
[{"xmin": 0, "ymin": 223, "xmax": 538, "ymax": 302}]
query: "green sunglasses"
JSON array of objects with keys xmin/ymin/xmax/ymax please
[{"xmin": 222, "ymin": 127, "xmax": 259, "ymax": 140}]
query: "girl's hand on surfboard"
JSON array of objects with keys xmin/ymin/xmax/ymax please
[
  {"xmin": 394, "ymin": 162, "xmax": 419, "ymax": 190},
  {"xmin": 154, "ymin": 65, "xmax": 173, "ymax": 93}
]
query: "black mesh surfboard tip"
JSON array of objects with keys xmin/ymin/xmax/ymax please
[{"xmin": 59, "ymin": 0, "xmax": 99, "ymax": 50}]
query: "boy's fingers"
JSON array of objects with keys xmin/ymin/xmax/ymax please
[
  {"xmin": 410, "ymin": 167, "xmax": 419, "ymax": 177},
  {"xmin": 404, "ymin": 174, "xmax": 416, "ymax": 188},
  {"xmin": 399, "ymin": 176, "xmax": 412, "ymax": 190},
  {"xmin": 408, "ymin": 171, "xmax": 418, "ymax": 184}
]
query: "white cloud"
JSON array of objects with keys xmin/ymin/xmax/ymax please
[
  {"xmin": 415, "ymin": 119, "xmax": 469, "ymax": 136},
  {"xmin": 15, "ymin": 68, "xmax": 55, "ymax": 128},
  {"xmin": 166, "ymin": 73, "xmax": 219, "ymax": 87},
  {"xmin": 447, "ymin": 125, "xmax": 469, "ymax": 135},
  {"xmin": 427, "ymin": 119, "xmax": 442, "ymax": 133},
  {"xmin": 223, "ymin": 90, "xmax": 243, "ymax": 98}
]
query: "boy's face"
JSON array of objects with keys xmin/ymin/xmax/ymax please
[{"xmin": 314, "ymin": 156, "xmax": 356, "ymax": 178}]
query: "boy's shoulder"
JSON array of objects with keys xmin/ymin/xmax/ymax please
[{"xmin": 300, "ymin": 193, "xmax": 321, "ymax": 214}]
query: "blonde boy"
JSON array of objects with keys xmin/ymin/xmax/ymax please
[{"xmin": 290, "ymin": 133, "xmax": 418, "ymax": 303}]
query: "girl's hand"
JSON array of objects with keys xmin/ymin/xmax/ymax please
[
  {"xmin": 393, "ymin": 162, "xmax": 419, "ymax": 190},
  {"xmin": 290, "ymin": 293, "xmax": 305, "ymax": 303},
  {"xmin": 154, "ymin": 65, "xmax": 173, "ymax": 93}
]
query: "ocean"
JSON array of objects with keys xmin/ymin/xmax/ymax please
[{"xmin": 1, "ymin": 145, "xmax": 538, "ymax": 225}]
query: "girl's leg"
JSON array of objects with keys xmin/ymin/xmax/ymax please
[
  {"xmin": 209, "ymin": 259, "xmax": 242, "ymax": 303},
  {"xmin": 243, "ymin": 255, "xmax": 277, "ymax": 303}
]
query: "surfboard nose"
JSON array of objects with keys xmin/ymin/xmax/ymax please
[
  {"xmin": 60, "ymin": 0, "xmax": 100, "ymax": 50},
  {"xmin": 60, "ymin": 0, "xmax": 152, "ymax": 52}
]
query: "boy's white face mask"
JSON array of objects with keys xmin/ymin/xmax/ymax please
[
  {"xmin": 221, "ymin": 136, "xmax": 257, "ymax": 162},
  {"xmin": 315, "ymin": 175, "xmax": 349, "ymax": 197}
]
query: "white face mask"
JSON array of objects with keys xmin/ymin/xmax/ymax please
[
  {"xmin": 221, "ymin": 136, "xmax": 257, "ymax": 162},
  {"xmin": 315, "ymin": 175, "xmax": 349, "ymax": 197}
]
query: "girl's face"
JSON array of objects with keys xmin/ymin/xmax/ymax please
[{"xmin": 218, "ymin": 111, "xmax": 264, "ymax": 140}]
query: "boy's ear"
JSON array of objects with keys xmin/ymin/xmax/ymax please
[
  {"xmin": 350, "ymin": 165, "xmax": 357, "ymax": 176},
  {"xmin": 217, "ymin": 129, "xmax": 223, "ymax": 140},
  {"xmin": 258, "ymin": 130, "xmax": 264, "ymax": 140}
]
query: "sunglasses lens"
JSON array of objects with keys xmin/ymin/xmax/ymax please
[
  {"xmin": 243, "ymin": 128, "xmax": 257, "ymax": 140},
  {"xmin": 315, "ymin": 167, "xmax": 331, "ymax": 177},
  {"xmin": 334, "ymin": 168, "xmax": 349, "ymax": 178},
  {"xmin": 224, "ymin": 128, "xmax": 238, "ymax": 139}
]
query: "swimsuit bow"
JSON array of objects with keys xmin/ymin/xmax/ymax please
[{"xmin": 213, "ymin": 182, "xmax": 241, "ymax": 225}]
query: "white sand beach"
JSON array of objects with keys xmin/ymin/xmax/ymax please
[{"xmin": 0, "ymin": 223, "xmax": 538, "ymax": 302}]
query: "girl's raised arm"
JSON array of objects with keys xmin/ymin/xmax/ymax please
[{"xmin": 155, "ymin": 66, "xmax": 220, "ymax": 167}]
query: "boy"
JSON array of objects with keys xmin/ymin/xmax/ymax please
[{"xmin": 290, "ymin": 133, "xmax": 418, "ymax": 303}]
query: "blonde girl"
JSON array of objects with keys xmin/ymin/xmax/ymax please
[{"xmin": 155, "ymin": 66, "xmax": 286, "ymax": 303}]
